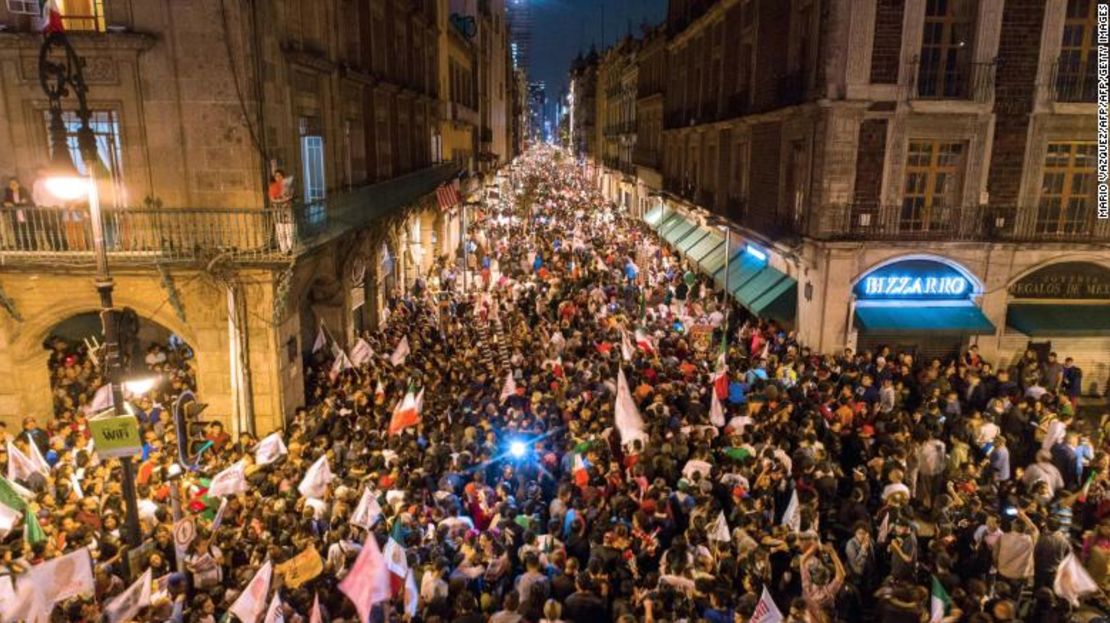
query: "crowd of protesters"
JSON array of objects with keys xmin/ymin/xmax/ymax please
[{"xmin": 1, "ymin": 146, "xmax": 1108, "ymax": 623}]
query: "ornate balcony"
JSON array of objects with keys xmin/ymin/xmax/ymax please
[{"xmin": 0, "ymin": 163, "xmax": 460, "ymax": 267}]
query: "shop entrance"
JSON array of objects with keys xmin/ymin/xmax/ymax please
[{"xmin": 856, "ymin": 332, "xmax": 966, "ymax": 363}]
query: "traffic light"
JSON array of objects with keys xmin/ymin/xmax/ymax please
[{"xmin": 172, "ymin": 390, "xmax": 209, "ymax": 467}]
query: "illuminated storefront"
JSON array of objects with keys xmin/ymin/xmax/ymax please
[{"xmin": 850, "ymin": 256, "xmax": 995, "ymax": 360}]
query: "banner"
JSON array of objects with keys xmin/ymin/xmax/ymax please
[{"xmin": 275, "ymin": 547, "xmax": 324, "ymax": 589}]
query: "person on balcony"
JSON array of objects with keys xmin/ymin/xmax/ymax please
[
  {"xmin": 269, "ymin": 169, "xmax": 294, "ymax": 253},
  {"xmin": 2, "ymin": 177, "xmax": 33, "ymax": 250}
]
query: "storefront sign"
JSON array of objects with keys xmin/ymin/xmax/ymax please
[
  {"xmin": 854, "ymin": 258, "xmax": 976, "ymax": 302},
  {"xmin": 1008, "ymin": 262, "xmax": 1110, "ymax": 300},
  {"xmin": 88, "ymin": 413, "xmax": 142, "ymax": 459}
]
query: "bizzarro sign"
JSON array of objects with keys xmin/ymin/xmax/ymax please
[
  {"xmin": 1008, "ymin": 262, "xmax": 1110, "ymax": 300},
  {"xmin": 854, "ymin": 258, "xmax": 975, "ymax": 301}
]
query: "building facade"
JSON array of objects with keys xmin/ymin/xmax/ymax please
[
  {"xmin": 568, "ymin": 49, "xmax": 599, "ymax": 163},
  {"xmin": 0, "ymin": 0, "xmax": 510, "ymax": 431},
  {"xmin": 633, "ymin": 26, "xmax": 667, "ymax": 217},
  {"xmin": 644, "ymin": 0, "xmax": 1107, "ymax": 394}
]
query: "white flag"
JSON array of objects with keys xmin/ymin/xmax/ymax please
[
  {"xmin": 500, "ymin": 372, "xmax": 517, "ymax": 404},
  {"xmin": 308, "ymin": 593, "xmax": 323, "ymax": 623},
  {"xmin": 207, "ymin": 460, "xmax": 249, "ymax": 497},
  {"xmin": 383, "ymin": 535, "xmax": 409, "ymax": 580},
  {"xmin": 750, "ymin": 586, "xmax": 784, "ymax": 623},
  {"xmin": 298, "ymin": 455, "xmax": 334, "ymax": 499},
  {"xmin": 403, "ymin": 568, "xmax": 419, "ymax": 618},
  {"xmin": 620, "ymin": 330, "xmax": 635, "ymax": 361},
  {"xmin": 390, "ymin": 336, "xmax": 411, "ymax": 366},
  {"xmin": 26, "ymin": 442, "xmax": 50, "ymax": 474},
  {"xmin": 85, "ymin": 383, "xmax": 114, "ymax": 414},
  {"xmin": 350, "ymin": 489, "xmax": 383, "ymax": 530},
  {"xmin": 211, "ymin": 498, "xmax": 230, "ymax": 532},
  {"xmin": 709, "ymin": 386, "xmax": 726, "ymax": 427},
  {"xmin": 708, "ymin": 511, "xmax": 731, "ymax": 542},
  {"xmin": 228, "ymin": 561, "xmax": 272, "ymax": 623},
  {"xmin": 312, "ymin": 325, "xmax": 327, "ymax": 354},
  {"xmin": 349, "ymin": 338, "xmax": 375, "ymax": 367},
  {"xmin": 877, "ymin": 512, "xmax": 891, "ymax": 544},
  {"xmin": 0, "ymin": 502, "xmax": 20, "ymax": 539},
  {"xmin": 1055, "ymin": 551, "xmax": 1100, "ymax": 606},
  {"xmin": 104, "ymin": 568, "xmax": 152, "ymax": 623},
  {"xmin": 781, "ymin": 489, "xmax": 801, "ymax": 532},
  {"xmin": 6, "ymin": 442, "xmax": 45, "ymax": 482},
  {"xmin": 614, "ymin": 368, "xmax": 646, "ymax": 445},
  {"xmin": 329, "ymin": 351, "xmax": 354, "ymax": 383},
  {"xmin": 254, "ymin": 433, "xmax": 288, "ymax": 466},
  {"xmin": 263, "ymin": 591, "xmax": 284, "ymax": 623}
]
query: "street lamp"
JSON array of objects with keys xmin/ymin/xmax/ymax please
[
  {"xmin": 709, "ymin": 216, "xmax": 733, "ymax": 352},
  {"xmin": 39, "ymin": 30, "xmax": 143, "ymax": 556}
]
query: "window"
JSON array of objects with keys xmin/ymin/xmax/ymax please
[
  {"xmin": 1037, "ymin": 142, "xmax": 1095, "ymax": 234},
  {"xmin": 901, "ymin": 140, "xmax": 965, "ymax": 231},
  {"xmin": 917, "ymin": 0, "xmax": 976, "ymax": 98},
  {"xmin": 1056, "ymin": 0, "xmax": 1098, "ymax": 102},
  {"xmin": 45, "ymin": 109, "xmax": 124, "ymax": 181},
  {"xmin": 299, "ymin": 117, "xmax": 326, "ymax": 212},
  {"xmin": 57, "ymin": 0, "xmax": 106, "ymax": 32}
]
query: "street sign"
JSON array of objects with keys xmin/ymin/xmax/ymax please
[
  {"xmin": 88, "ymin": 413, "xmax": 142, "ymax": 459},
  {"xmin": 173, "ymin": 517, "xmax": 196, "ymax": 550}
]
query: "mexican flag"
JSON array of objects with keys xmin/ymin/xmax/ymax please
[
  {"xmin": 40, "ymin": 0, "xmax": 64, "ymax": 34},
  {"xmin": 374, "ymin": 379, "xmax": 386, "ymax": 405},
  {"xmin": 383, "ymin": 522, "xmax": 409, "ymax": 594},
  {"xmin": 930, "ymin": 575, "xmax": 952, "ymax": 623},
  {"xmin": 388, "ymin": 384, "xmax": 422, "ymax": 435}
]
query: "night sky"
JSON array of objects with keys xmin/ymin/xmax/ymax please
[{"xmin": 529, "ymin": 0, "xmax": 668, "ymax": 96}]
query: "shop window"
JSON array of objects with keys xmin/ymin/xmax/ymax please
[
  {"xmin": 916, "ymin": 0, "xmax": 976, "ymax": 98},
  {"xmin": 1037, "ymin": 142, "xmax": 1095, "ymax": 234},
  {"xmin": 901, "ymin": 140, "xmax": 965, "ymax": 231}
]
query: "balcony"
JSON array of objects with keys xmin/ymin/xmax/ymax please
[
  {"xmin": 810, "ymin": 203, "xmax": 1110, "ymax": 243},
  {"xmin": 776, "ymin": 73, "xmax": 806, "ymax": 107},
  {"xmin": 723, "ymin": 90, "xmax": 751, "ymax": 119},
  {"xmin": 446, "ymin": 101, "xmax": 480, "ymax": 126},
  {"xmin": 632, "ymin": 147, "xmax": 660, "ymax": 169},
  {"xmin": 1046, "ymin": 56, "xmax": 1096, "ymax": 103},
  {"xmin": 907, "ymin": 57, "xmax": 996, "ymax": 102},
  {"xmin": 0, "ymin": 163, "xmax": 461, "ymax": 267}
]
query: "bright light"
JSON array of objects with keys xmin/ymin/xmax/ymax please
[
  {"xmin": 45, "ymin": 175, "xmax": 90, "ymax": 201},
  {"xmin": 509, "ymin": 441, "xmax": 527, "ymax": 458},
  {"xmin": 745, "ymin": 244, "xmax": 767, "ymax": 262},
  {"xmin": 123, "ymin": 376, "xmax": 159, "ymax": 396}
]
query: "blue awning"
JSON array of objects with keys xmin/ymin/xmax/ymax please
[
  {"xmin": 855, "ymin": 304, "xmax": 996, "ymax": 334},
  {"xmin": 662, "ymin": 218, "xmax": 699, "ymax": 247},
  {"xmin": 676, "ymin": 228, "xmax": 709, "ymax": 255}
]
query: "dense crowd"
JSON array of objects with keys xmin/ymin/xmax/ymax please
[{"xmin": 1, "ymin": 147, "xmax": 1108, "ymax": 623}]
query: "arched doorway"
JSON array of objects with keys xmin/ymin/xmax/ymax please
[{"xmin": 43, "ymin": 310, "xmax": 196, "ymax": 418}]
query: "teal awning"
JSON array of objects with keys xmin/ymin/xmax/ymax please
[
  {"xmin": 676, "ymin": 228, "xmax": 709, "ymax": 255},
  {"xmin": 656, "ymin": 212, "xmax": 684, "ymax": 237},
  {"xmin": 644, "ymin": 204, "xmax": 665, "ymax": 228},
  {"xmin": 662, "ymin": 219, "xmax": 698, "ymax": 247},
  {"xmin": 1006, "ymin": 304, "xmax": 1110, "ymax": 337},
  {"xmin": 855, "ymin": 304, "xmax": 996, "ymax": 334},
  {"xmin": 712, "ymin": 252, "xmax": 763, "ymax": 291},
  {"xmin": 687, "ymin": 231, "xmax": 724, "ymax": 265}
]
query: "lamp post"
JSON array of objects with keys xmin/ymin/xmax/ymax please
[
  {"xmin": 39, "ymin": 31, "xmax": 143, "ymax": 555},
  {"xmin": 710, "ymin": 217, "xmax": 732, "ymax": 352}
]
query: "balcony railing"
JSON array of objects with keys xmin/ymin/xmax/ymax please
[
  {"xmin": 0, "ymin": 163, "xmax": 460, "ymax": 266},
  {"xmin": 907, "ymin": 57, "xmax": 996, "ymax": 102},
  {"xmin": 632, "ymin": 147, "xmax": 660, "ymax": 169},
  {"xmin": 809, "ymin": 203, "xmax": 1110, "ymax": 242},
  {"xmin": 1047, "ymin": 56, "xmax": 1096, "ymax": 103}
]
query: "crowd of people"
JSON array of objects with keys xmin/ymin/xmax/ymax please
[{"xmin": 1, "ymin": 147, "xmax": 1108, "ymax": 622}]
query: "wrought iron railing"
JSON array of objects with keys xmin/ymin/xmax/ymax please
[
  {"xmin": 907, "ymin": 57, "xmax": 996, "ymax": 101},
  {"xmin": 0, "ymin": 163, "xmax": 460, "ymax": 265},
  {"xmin": 809, "ymin": 203, "xmax": 1110, "ymax": 242},
  {"xmin": 1047, "ymin": 56, "xmax": 1097, "ymax": 103}
]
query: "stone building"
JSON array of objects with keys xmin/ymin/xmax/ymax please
[
  {"xmin": 568, "ymin": 48, "xmax": 599, "ymax": 163},
  {"xmin": 642, "ymin": 0, "xmax": 1108, "ymax": 394},
  {"xmin": 633, "ymin": 26, "xmax": 667, "ymax": 217},
  {"xmin": 0, "ymin": 0, "xmax": 510, "ymax": 431}
]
